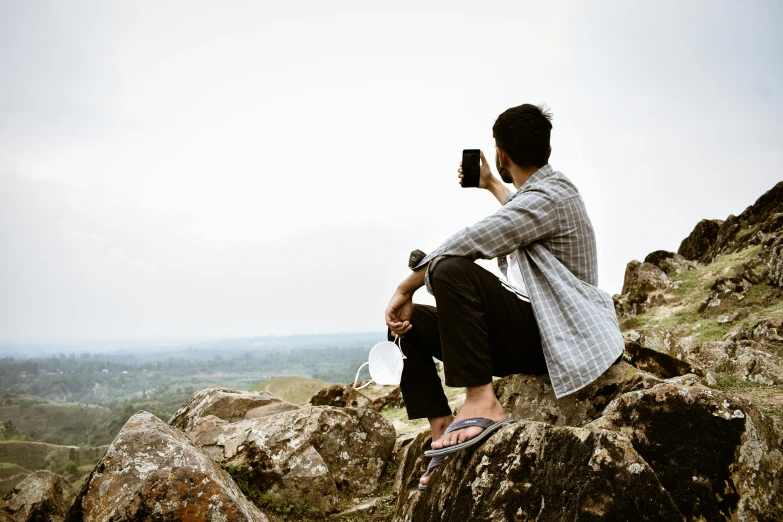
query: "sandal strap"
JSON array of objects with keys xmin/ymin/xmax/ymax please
[{"xmin": 443, "ymin": 417, "xmax": 496, "ymax": 435}]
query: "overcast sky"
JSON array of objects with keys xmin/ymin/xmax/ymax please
[{"xmin": 1, "ymin": 0, "xmax": 781, "ymax": 344}]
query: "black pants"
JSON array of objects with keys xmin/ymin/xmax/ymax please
[{"xmin": 387, "ymin": 256, "xmax": 547, "ymax": 420}]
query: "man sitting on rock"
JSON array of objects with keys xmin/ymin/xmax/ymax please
[{"xmin": 384, "ymin": 104, "xmax": 624, "ymax": 489}]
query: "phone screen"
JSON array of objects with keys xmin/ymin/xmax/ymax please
[{"xmin": 461, "ymin": 149, "xmax": 480, "ymax": 188}]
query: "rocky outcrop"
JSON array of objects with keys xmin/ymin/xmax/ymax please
[
  {"xmin": 492, "ymin": 362, "xmax": 662, "ymax": 427},
  {"xmin": 176, "ymin": 400, "xmax": 396, "ymax": 514},
  {"xmin": 623, "ymin": 340, "xmax": 694, "ymax": 379},
  {"xmin": 66, "ymin": 411, "xmax": 269, "ymax": 522},
  {"xmin": 678, "ymin": 219, "xmax": 724, "ymax": 262},
  {"xmin": 614, "ymin": 260, "xmax": 671, "ymax": 317},
  {"xmin": 588, "ymin": 382, "xmax": 783, "ymax": 522},
  {"xmin": 701, "ymin": 181, "xmax": 783, "ymax": 263},
  {"xmin": 694, "ymin": 339, "xmax": 783, "ymax": 387},
  {"xmin": 393, "ymin": 421, "xmax": 682, "ymax": 521},
  {"xmin": 644, "ymin": 250, "xmax": 699, "ymax": 277},
  {"xmin": 698, "ymin": 277, "xmax": 753, "ymax": 315},
  {"xmin": 169, "ymin": 386, "xmax": 299, "ymax": 432},
  {"xmin": 0, "ymin": 471, "xmax": 75, "ymax": 522},
  {"xmin": 623, "ymin": 326, "xmax": 688, "ymax": 359},
  {"xmin": 310, "ymin": 384, "xmax": 373, "ymax": 409},
  {"xmin": 767, "ymin": 235, "xmax": 783, "ymax": 287}
]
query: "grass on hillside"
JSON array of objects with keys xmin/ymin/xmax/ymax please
[
  {"xmin": 250, "ymin": 376, "xmax": 328, "ymax": 405},
  {"xmin": 0, "ymin": 462, "xmax": 31, "ymax": 495},
  {"xmin": 0, "ymin": 398, "xmax": 112, "ymax": 446},
  {"xmin": 631, "ymin": 245, "xmax": 783, "ymax": 345}
]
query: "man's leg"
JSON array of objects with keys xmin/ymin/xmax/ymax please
[
  {"xmin": 427, "ymin": 256, "xmax": 546, "ymax": 450},
  {"xmin": 388, "ymin": 304, "xmax": 451, "ymax": 420},
  {"xmin": 388, "ymin": 304, "xmax": 454, "ymax": 486}
]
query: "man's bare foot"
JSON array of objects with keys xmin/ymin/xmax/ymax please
[
  {"xmin": 429, "ymin": 384, "xmax": 506, "ymax": 450},
  {"xmin": 419, "ymin": 414, "xmax": 453, "ymax": 487}
]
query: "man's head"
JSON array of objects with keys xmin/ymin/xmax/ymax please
[{"xmin": 493, "ymin": 104, "xmax": 553, "ymax": 183}]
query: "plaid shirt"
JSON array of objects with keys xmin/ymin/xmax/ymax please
[{"xmin": 415, "ymin": 164, "xmax": 624, "ymax": 398}]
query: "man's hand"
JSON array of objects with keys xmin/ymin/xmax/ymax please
[
  {"xmin": 458, "ymin": 150, "xmax": 511, "ymax": 205},
  {"xmin": 385, "ymin": 288, "xmax": 414, "ymax": 336},
  {"xmin": 457, "ymin": 151, "xmax": 495, "ymax": 189}
]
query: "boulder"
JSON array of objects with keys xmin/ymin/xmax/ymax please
[
  {"xmin": 622, "ymin": 340, "xmax": 695, "ymax": 379},
  {"xmin": 310, "ymin": 384, "xmax": 373, "ymax": 409},
  {"xmin": 698, "ymin": 277, "xmax": 753, "ymax": 315},
  {"xmin": 724, "ymin": 317, "xmax": 783, "ymax": 349},
  {"xmin": 623, "ymin": 326, "xmax": 687, "ymax": 359},
  {"xmin": 169, "ymin": 386, "xmax": 299, "ymax": 432},
  {"xmin": 678, "ymin": 219, "xmax": 724, "ymax": 262},
  {"xmin": 588, "ymin": 383, "xmax": 783, "ymax": 521},
  {"xmin": 0, "ymin": 470, "xmax": 75, "ymax": 522},
  {"xmin": 686, "ymin": 339, "xmax": 783, "ymax": 387},
  {"xmin": 644, "ymin": 250, "xmax": 699, "ymax": 277},
  {"xmin": 492, "ymin": 362, "xmax": 662, "ymax": 427},
  {"xmin": 702, "ymin": 182, "xmax": 783, "ymax": 262},
  {"xmin": 66, "ymin": 411, "xmax": 269, "ymax": 522},
  {"xmin": 179, "ymin": 404, "xmax": 396, "ymax": 514},
  {"xmin": 393, "ymin": 421, "xmax": 683, "ymax": 521},
  {"xmin": 767, "ymin": 235, "xmax": 783, "ymax": 287},
  {"xmin": 615, "ymin": 261, "xmax": 671, "ymax": 317}
]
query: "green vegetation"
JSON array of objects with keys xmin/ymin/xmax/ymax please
[
  {"xmin": 631, "ymin": 245, "xmax": 782, "ymax": 345},
  {"xmin": 0, "ymin": 462, "xmax": 31, "ymax": 494},
  {"xmin": 712, "ymin": 371, "xmax": 765, "ymax": 391},
  {"xmin": 251, "ymin": 376, "xmax": 328, "ymax": 405},
  {"xmin": 222, "ymin": 464, "xmax": 315, "ymax": 520}
]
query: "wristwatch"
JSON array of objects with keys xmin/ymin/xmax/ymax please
[{"xmin": 408, "ymin": 249, "xmax": 427, "ymax": 270}]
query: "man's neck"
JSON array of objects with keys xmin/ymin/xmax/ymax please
[{"xmin": 510, "ymin": 165, "xmax": 542, "ymax": 190}]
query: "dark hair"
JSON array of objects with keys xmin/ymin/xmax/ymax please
[{"xmin": 492, "ymin": 104, "xmax": 553, "ymax": 168}]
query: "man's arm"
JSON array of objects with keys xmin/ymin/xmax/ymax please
[
  {"xmin": 385, "ymin": 265, "xmax": 427, "ymax": 336},
  {"xmin": 413, "ymin": 185, "xmax": 559, "ymax": 295},
  {"xmin": 486, "ymin": 176, "xmax": 512, "ymax": 206}
]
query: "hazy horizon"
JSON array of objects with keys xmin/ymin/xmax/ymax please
[{"xmin": 2, "ymin": 1, "xmax": 781, "ymax": 343}]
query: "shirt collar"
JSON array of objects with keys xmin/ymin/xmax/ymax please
[{"xmin": 522, "ymin": 163, "xmax": 554, "ymax": 188}]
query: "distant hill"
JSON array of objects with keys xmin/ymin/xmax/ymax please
[
  {"xmin": 250, "ymin": 376, "xmax": 327, "ymax": 405},
  {"xmin": 0, "ymin": 462, "xmax": 30, "ymax": 495},
  {"xmin": 0, "ymin": 393, "xmax": 111, "ymax": 446}
]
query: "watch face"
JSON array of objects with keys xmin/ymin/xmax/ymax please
[{"xmin": 409, "ymin": 250, "xmax": 426, "ymax": 269}]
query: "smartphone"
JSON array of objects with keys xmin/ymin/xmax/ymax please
[{"xmin": 461, "ymin": 149, "xmax": 480, "ymax": 188}]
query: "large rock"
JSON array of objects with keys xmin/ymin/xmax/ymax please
[
  {"xmin": 725, "ymin": 316, "xmax": 783, "ymax": 351},
  {"xmin": 393, "ymin": 421, "xmax": 683, "ymax": 521},
  {"xmin": 66, "ymin": 411, "xmax": 268, "ymax": 522},
  {"xmin": 622, "ymin": 340, "xmax": 694, "ymax": 379},
  {"xmin": 0, "ymin": 471, "xmax": 75, "ymax": 522},
  {"xmin": 310, "ymin": 384, "xmax": 373, "ymax": 409},
  {"xmin": 623, "ymin": 326, "xmax": 688, "ymax": 359},
  {"xmin": 588, "ymin": 383, "xmax": 783, "ymax": 521},
  {"xmin": 688, "ymin": 339, "xmax": 783, "ymax": 387},
  {"xmin": 615, "ymin": 261, "xmax": 671, "ymax": 317},
  {"xmin": 169, "ymin": 386, "xmax": 299, "ymax": 432},
  {"xmin": 703, "ymin": 181, "xmax": 783, "ymax": 263},
  {"xmin": 492, "ymin": 362, "xmax": 662, "ymax": 427},
  {"xmin": 179, "ymin": 404, "xmax": 396, "ymax": 514},
  {"xmin": 698, "ymin": 277, "xmax": 753, "ymax": 316},
  {"xmin": 679, "ymin": 219, "xmax": 724, "ymax": 262},
  {"xmin": 767, "ymin": 235, "xmax": 783, "ymax": 287},
  {"xmin": 644, "ymin": 250, "xmax": 699, "ymax": 277}
]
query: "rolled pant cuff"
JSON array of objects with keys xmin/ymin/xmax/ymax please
[
  {"xmin": 444, "ymin": 377, "xmax": 494, "ymax": 388},
  {"xmin": 405, "ymin": 405, "xmax": 453, "ymax": 421}
]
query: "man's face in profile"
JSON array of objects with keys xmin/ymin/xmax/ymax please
[{"xmin": 496, "ymin": 149, "xmax": 513, "ymax": 184}]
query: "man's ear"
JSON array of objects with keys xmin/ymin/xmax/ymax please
[
  {"xmin": 547, "ymin": 146, "xmax": 552, "ymax": 159},
  {"xmin": 496, "ymin": 146, "xmax": 507, "ymax": 168}
]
